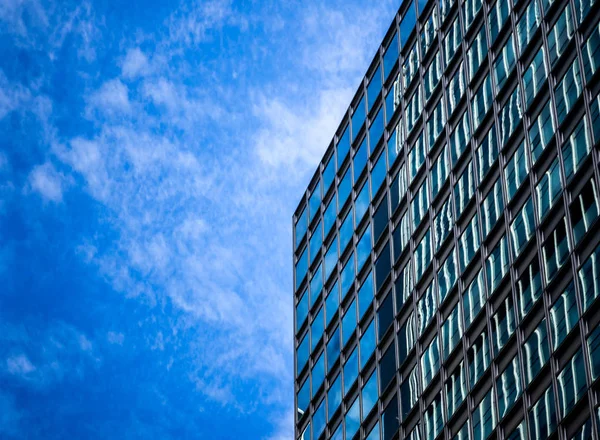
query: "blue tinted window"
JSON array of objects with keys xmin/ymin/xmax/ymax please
[
  {"xmin": 352, "ymin": 95, "xmax": 366, "ymax": 141},
  {"xmin": 311, "ymin": 307, "xmax": 324, "ymax": 352},
  {"xmin": 383, "ymin": 33, "xmax": 399, "ymax": 80},
  {"xmin": 324, "ymin": 197, "xmax": 336, "ymax": 237},
  {"xmin": 295, "ymin": 208, "xmax": 307, "ymax": 248},
  {"xmin": 358, "ymin": 272, "xmax": 374, "ymax": 320},
  {"xmin": 355, "ymin": 181, "xmax": 370, "ymax": 224},
  {"xmin": 343, "ymin": 300, "xmax": 357, "ymax": 347},
  {"xmin": 326, "ymin": 282, "xmax": 339, "ymax": 326},
  {"xmin": 338, "ymin": 167, "xmax": 352, "ymax": 207},
  {"xmin": 324, "ymin": 237, "xmax": 338, "ymax": 282},
  {"xmin": 370, "ymin": 107, "xmax": 385, "ymax": 149},
  {"xmin": 353, "ymin": 138, "xmax": 368, "ymax": 183},
  {"xmin": 357, "ymin": 225, "xmax": 372, "ymax": 272},
  {"xmin": 296, "ymin": 290, "xmax": 308, "ymax": 332},
  {"xmin": 341, "ymin": 252, "xmax": 355, "ymax": 297},
  {"xmin": 372, "ymin": 152, "xmax": 387, "ymax": 195},
  {"xmin": 296, "ymin": 247, "xmax": 308, "ymax": 290},
  {"xmin": 328, "ymin": 375, "xmax": 342, "ymax": 419},
  {"xmin": 337, "ymin": 126, "xmax": 350, "ymax": 169},
  {"xmin": 360, "ymin": 320, "xmax": 376, "ymax": 369},
  {"xmin": 368, "ymin": 66, "xmax": 382, "ymax": 112},
  {"xmin": 401, "ymin": 1, "xmax": 417, "ymax": 47},
  {"xmin": 309, "ymin": 183, "xmax": 321, "ymax": 223}
]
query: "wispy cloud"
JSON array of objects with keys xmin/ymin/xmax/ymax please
[{"xmin": 27, "ymin": 161, "xmax": 69, "ymax": 202}]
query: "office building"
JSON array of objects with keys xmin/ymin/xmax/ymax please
[{"xmin": 292, "ymin": 0, "xmax": 600, "ymax": 438}]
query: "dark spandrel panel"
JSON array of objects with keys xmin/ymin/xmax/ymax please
[
  {"xmin": 380, "ymin": 342, "xmax": 397, "ymax": 392},
  {"xmin": 376, "ymin": 241, "xmax": 392, "ymax": 292},
  {"xmin": 378, "ymin": 292, "xmax": 394, "ymax": 340},
  {"xmin": 382, "ymin": 395, "xmax": 399, "ymax": 440},
  {"xmin": 528, "ymin": 384, "xmax": 557, "ymax": 439}
]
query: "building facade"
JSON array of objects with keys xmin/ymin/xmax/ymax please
[{"xmin": 292, "ymin": 0, "xmax": 600, "ymax": 438}]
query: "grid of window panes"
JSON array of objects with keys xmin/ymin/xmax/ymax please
[{"xmin": 292, "ymin": 0, "xmax": 600, "ymax": 437}]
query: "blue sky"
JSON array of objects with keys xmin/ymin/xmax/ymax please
[{"xmin": 0, "ymin": 0, "xmax": 396, "ymax": 438}]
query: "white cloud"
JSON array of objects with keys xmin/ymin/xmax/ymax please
[
  {"xmin": 0, "ymin": 71, "xmax": 31, "ymax": 120},
  {"xmin": 87, "ymin": 79, "xmax": 131, "ymax": 115},
  {"xmin": 27, "ymin": 162, "xmax": 68, "ymax": 202},
  {"xmin": 107, "ymin": 331, "xmax": 124, "ymax": 345},
  {"xmin": 122, "ymin": 47, "xmax": 150, "ymax": 79},
  {"xmin": 6, "ymin": 354, "xmax": 36, "ymax": 376},
  {"xmin": 167, "ymin": 0, "xmax": 234, "ymax": 45}
]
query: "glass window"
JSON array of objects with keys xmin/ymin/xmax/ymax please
[
  {"xmin": 357, "ymin": 226, "xmax": 371, "ymax": 272},
  {"xmin": 405, "ymin": 85, "xmax": 423, "ymax": 134},
  {"xmin": 467, "ymin": 25, "xmax": 488, "ymax": 81},
  {"xmin": 328, "ymin": 375, "xmax": 342, "ymax": 419},
  {"xmin": 401, "ymin": 1, "xmax": 417, "ymax": 47},
  {"xmin": 506, "ymin": 421, "xmax": 527, "ymax": 440},
  {"xmin": 528, "ymin": 385, "xmax": 557, "ymax": 439},
  {"xmin": 489, "ymin": 0, "xmax": 511, "ymax": 41},
  {"xmin": 340, "ymin": 209, "xmax": 353, "ymax": 254},
  {"xmin": 421, "ymin": 9, "xmax": 439, "ymax": 56},
  {"xmin": 441, "ymin": 301, "xmax": 463, "ymax": 359},
  {"xmin": 393, "ymin": 212, "xmax": 411, "ymax": 261},
  {"xmin": 374, "ymin": 195, "xmax": 389, "ymax": 243},
  {"xmin": 368, "ymin": 66, "xmax": 382, "ymax": 113},
  {"xmin": 516, "ymin": 0, "xmax": 542, "ymax": 53},
  {"xmin": 380, "ymin": 343, "xmax": 396, "ymax": 392},
  {"xmin": 510, "ymin": 197, "xmax": 535, "ymax": 259},
  {"xmin": 358, "ymin": 272, "xmax": 374, "ymax": 320},
  {"xmin": 386, "ymin": 82, "xmax": 402, "ymax": 128},
  {"xmin": 311, "ymin": 307, "xmax": 324, "ymax": 352},
  {"xmin": 378, "ymin": 293, "xmax": 394, "ymax": 339},
  {"xmin": 515, "ymin": 259, "xmax": 542, "ymax": 320},
  {"xmin": 382, "ymin": 396, "xmax": 399, "ymax": 440},
  {"xmin": 296, "ymin": 208, "xmax": 307, "ymax": 249},
  {"xmin": 454, "ymin": 420, "xmax": 471, "ymax": 440},
  {"xmin": 312, "ymin": 352, "xmax": 325, "ymax": 394},
  {"xmin": 372, "ymin": 153, "xmax": 387, "ymax": 196},
  {"xmin": 297, "ymin": 290, "xmax": 309, "ymax": 332},
  {"xmin": 360, "ymin": 321, "xmax": 376, "ymax": 371},
  {"xmin": 298, "ymin": 376, "xmax": 310, "ymax": 414},
  {"xmin": 450, "ymin": 111, "xmax": 471, "ymax": 166},
  {"xmin": 427, "ymin": 99, "xmax": 446, "ymax": 148},
  {"xmin": 446, "ymin": 361, "xmax": 467, "ymax": 418},
  {"xmin": 459, "ymin": 214, "xmax": 480, "ymax": 273},
  {"xmin": 494, "ymin": 35, "xmax": 516, "ymax": 94},
  {"xmin": 592, "ymin": 94, "xmax": 600, "ymax": 143},
  {"xmin": 549, "ymin": 282, "xmax": 579, "ymax": 350},
  {"xmin": 395, "ymin": 262, "xmax": 413, "ymax": 310},
  {"xmin": 296, "ymin": 247, "xmax": 308, "ymax": 290},
  {"xmin": 454, "ymin": 161, "xmax": 475, "ymax": 218},
  {"xmin": 486, "ymin": 235, "xmax": 509, "ymax": 294},
  {"xmin": 472, "ymin": 74, "xmax": 493, "ymax": 130},
  {"xmin": 444, "ymin": 16, "xmax": 462, "ymax": 63},
  {"xmin": 499, "ymin": 86, "xmax": 523, "ymax": 146},
  {"xmin": 497, "ymin": 355, "xmax": 522, "ymax": 419},
  {"xmin": 547, "ymin": 4, "xmax": 575, "ymax": 68},
  {"xmin": 362, "ymin": 370, "xmax": 379, "ymax": 420},
  {"xmin": 424, "ymin": 394, "xmax": 444, "ymax": 440},
  {"xmin": 401, "ymin": 367, "xmax": 420, "ymax": 419},
  {"xmin": 409, "ymin": 132, "xmax": 426, "ymax": 182},
  {"xmin": 391, "ymin": 166, "xmax": 407, "ymax": 214},
  {"xmin": 418, "ymin": 281, "xmax": 437, "ymax": 336},
  {"xmin": 415, "ymin": 229, "xmax": 432, "ymax": 281},
  {"xmin": 571, "ymin": 418, "xmax": 594, "ymax": 440},
  {"xmin": 542, "ymin": 218, "xmax": 570, "ymax": 283},
  {"xmin": 345, "ymin": 396, "xmax": 360, "ymax": 439},
  {"xmin": 404, "ymin": 43, "xmax": 420, "ymax": 89},
  {"xmin": 324, "ymin": 237, "xmax": 338, "ymax": 282},
  {"xmin": 384, "ymin": 33, "xmax": 399, "ymax": 81},
  {"xmin": 570, "ymin": 178, "xmax": 599, "ymax": 245},
  {"xmin": 573, "ymin": 0, "xmax": 594, "ymax": 24},
  {"xmin": 323, "ymin": 157, "xmax": 336, "ymax": 195},
  {"xmin": 476, "ymin": 124, "xmax": 499, "ymax": 184},
  {"xmin": 482, "ymin": 179, "xmax": 503, "ymax": 238},
  {"xmin": 523, "ymin": 46, "xmax": 547, "ymax": 109},
  {"xmin": 413, "ymin": 179, "xmax": 430, "ymax": 230},
  {"xmin": 309, "ymin": 183, "xmax": 321, "ymax": 224},
  {"xmin": 582, "ymin": 24, "xmax": 600, "ymax": 82},
  {"xmin": 376, "ymin": 242, "xmax": 392, "ymax": 292},
  {"xmin": 523, "ymin": 318, "xmax": 550, "ymax": 385},
  {"xmin": 463, "ymin": 269, "xmax": 485, "ymax": 328},
  {"xmin": 344, "ymin": 348, "xmax": 359, "ymax": 394},
  {"xmin": 337, "ymin": 126, "xmax": 350, "ymax": 169},
  {"xmin": 447, "ymin": 63, "xmax": 466, "ymax": 118},
  {"xmin": 339, "ymin": 167, "xmax": 352, "ymax": 208},
  {"xmin": 341, "ymin": 253, "xmax": 355, "ymax": 296},
  {"xmin": 370, "ymin": 107, "xmax": 385, "ymax": 149},
  {"xmin": 578, "ymin": 243, "xmax": 600, "ymax": 312},
  {"xmin": 353, "ymin": 138, "xmax": 368, "ymax": 184},
  {"xmin": 588, "ymin": 324, "xmax": 600, "ymax": 380},
  {"xmin": 490, "ymin": 295, "xmax": 516, "ymax": 356},
  {"xmin": 327, "ymin": 326, "xmax": 341, "ymax": 371},
  {"xmin": 529, "ymin": 100, "xmax": 555, "ymax": 164},
  {"xmin": 536, "ymin": 157, "xmax": 562, "ymax": 221},
  {"xmin": 431, "ymin": 145, "xmax": 450, "ymax": 202},
  {"xmin": 555, "ymin": 59, "xmax": 583, "ymax": 126},
  {"xmin": 434, "ymin": 196, "xmax": 453, "ymax": 252},
  {"xmin": 310, "ymin": 221, "xmax": 323, "ymax": 264},
  {"xmin": 421, "ymin": 336, "xmax": 440, "ymax": 389},
  {"xmin": 342, "ymin": 301, "xmax": 357, "ymax": 349},
  {"xmin": 352, "ymin": 95, "xmax": 366, "ymax": 141},
  {"xmin": 324, "ymin": 197, "xmax": 336, "ymax": 238},
  {"xmin": 562, "ymin": 117, "xmax": 592, "ymax": 181},
  {"xmin": 398, "ymin": 312, "xmax": 416, "ymax": 365},
  {"xmin": 463, "ymin": 0, "xmax": 483, "ymax": 31},
  {"xmin": 325, "ymin": 281, "xmax": 340, "ymax": 325},
  {"xmin": 468, "ymin": 330, "xmax": 490, "ymax": 388},
  {"xmin": 473, "ymin": 388, "xmax": 496, "ymax": 440},
  {"xmin": 504, "ymin": 142, "xmax": 528, "ymax": 203},
  {"xmin": 556, "ymin": 349, "xmax": 587, "ymax": 418},
  {"xmin": 439, "ymin": 250, "xmax": 458, "ymax": 304},
  {"xmin": 424, "ymin": 53, "xmax": 443, "ymax": 102}
]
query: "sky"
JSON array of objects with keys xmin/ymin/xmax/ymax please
[{"xmin": 0, "ymin": 0, "xmax": 397, "ymax": 438}]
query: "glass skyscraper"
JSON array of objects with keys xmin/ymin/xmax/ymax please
[{"xmin": 292, "ymin": 0, "xmax": 600, "ymax": 438}]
